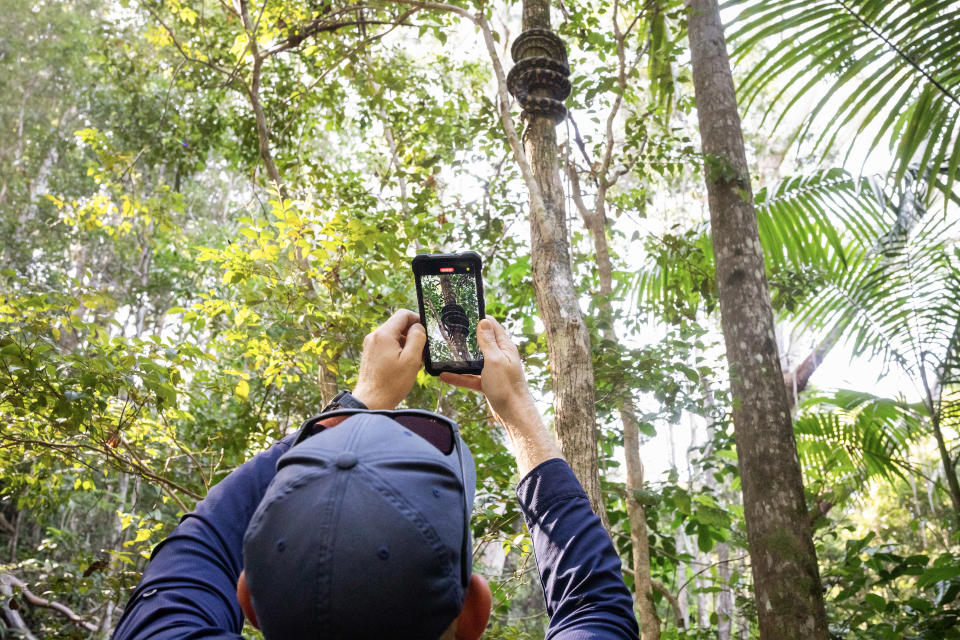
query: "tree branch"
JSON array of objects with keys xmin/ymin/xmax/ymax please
[
  {"xmin": 564, "ymin": 161, "xmax": 594, "ymax": 223},
  {"xmin": 676, "ymin": 554, "xmax": 750, "ymax": 595},
  {"xmin": 619, "ymin": 568, "xmax": 686, "ymax": 629},
  {"xmin": 0, "ymin": 512, "xmax": 14, "ymax": 536},
  {"xmin": 380, "ymin": 0, "xmax": 551, "ymax": 222},
  {"xmin": 651, "ymin": 579, "xmax": 686, "ymax": 628},
  {"xmin": 782, "ymin": 324, "xmax": 843, "ymax": 408},
  {"xmin": 144, "ymin": 5, "xmax": 234, "ymax": 81},
  {"xmin": 262, "ymin": 12, "xmax": 418, "ymax": 57},
  {"xmin": 0, "ymin": 435, "xmax": 200, "ymax": 506},
  {"xmin": 0, "ymin": 574, "xmax": 98, "ymax": 632},
  {"xmin": 239, "ymin": 0, "xmax": 283, "ymax": 192}
]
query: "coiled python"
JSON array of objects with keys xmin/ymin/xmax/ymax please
[{"xmin": 507, "ymin": 29, "xmax": 571, "ymax": 123}]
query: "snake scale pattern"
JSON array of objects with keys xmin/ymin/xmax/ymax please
[{"xmin": 507, "ymin": 29, "xmax": 571, "ymax": 123}]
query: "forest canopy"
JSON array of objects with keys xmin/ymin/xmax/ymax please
[{"xmin": 1, "ymin": 0, "xmax": 959, "ymax": 638}]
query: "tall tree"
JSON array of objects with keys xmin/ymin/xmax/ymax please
[
  {"xmin": 504, "ymin": 0, "xmax": 606, "ymax": 518},
  {"xmin": 685, "ymin": 0, "xmax": 830, "ymax": 637},
  {"xmin": 563, "ymin": 1, "xmax": 663, "ymax": 629}
]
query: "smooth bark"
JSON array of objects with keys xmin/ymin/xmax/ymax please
[{"xmin": 686, "ymin": 0, "xmax": 829, "ymax": 637}]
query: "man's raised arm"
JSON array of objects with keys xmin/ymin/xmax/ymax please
[{"xmin": 441, "ymin": 318, "xmax": 639, "ymax": 640}]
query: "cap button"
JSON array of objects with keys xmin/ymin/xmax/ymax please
[{"xmin": 335, "ymin": 452, "xmax": 358, "ymax": 469}]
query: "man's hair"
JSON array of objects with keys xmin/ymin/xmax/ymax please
[{"xmin": 242, "ymin": 414, "xmax": 475, "ymax": 640}]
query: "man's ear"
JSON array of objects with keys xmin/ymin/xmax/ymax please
[
  {"xmin": 236, "ymin": 570, "xmax": 260, "ymax": 630},
  {"xmin": 455, "ymin": 574, "xmax": 491, "ymax": 640}
]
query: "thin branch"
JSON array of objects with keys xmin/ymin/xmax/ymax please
[
  {"xmin": 275, "ymin": 17, "xmax": 415, "ymax": 143},
  {"xmin": 239, "ymin": 0, "xmax": 283, "ymax": 191},
  {"xmin": 565, "ymin": 161, "xmax": 594, "ymax": 222},
  {"xmin": 159, "ymin": 413, "xmax": 210, "ymax": 492},
  {"xmin": 0, "ymin": 512, "xmax": 14, "ymax": 536},
  {"xmin": 0, "ymin": 574, "xmax": 98, "ymax": 632},
  {"xmin": 215, "ymin": 0, "xmax": 239, "ymax": 18},
  {"xmin": 262, "ymin": 14, "xmax": 417, "ymax": 57},
  {"xmin": 676, "ymin": 554, "xmax": 750, "ymax": 595},
  {"xmin": 0, "ymin": 435, "xmax": 199, "ymax": 506},
  {"xmin": 651, "ymin": 579, "xmax": 686, "ymax": 628},
  {"xmin": 144, "ymin": 5, "xmax": 234, "ymax": 81},
  {"xmin": 379, "ymin": 0, "xmax": 551, "ymax": 222},
  {"xmin": 566, "ymin": 113, "xmax": 597, "ymax": 182},
  {"xmin": 619, "ymin": 568, "xmax": 686, "ymax": 628}
]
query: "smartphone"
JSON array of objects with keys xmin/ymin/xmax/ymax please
[{"xmin": 412, "ymin": 251, "xmax": 486, "ymax": 376}]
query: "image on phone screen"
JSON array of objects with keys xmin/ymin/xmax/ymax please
[{"xmin": 420, "ymin": 271, "xmax": 482, "ymax": 366}]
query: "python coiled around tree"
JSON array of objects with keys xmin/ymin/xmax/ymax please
[
  {"xmin": 441, "ymin": 304, "xmax": 469, "ymax": 337},
  {"xmin": 507, "ymin": 29, "xmax": 571, "ymax": 123}
]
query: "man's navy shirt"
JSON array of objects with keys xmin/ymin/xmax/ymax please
[{"xmin": 112, "ymin": 432, "xmax": 639, "ymax": 639}]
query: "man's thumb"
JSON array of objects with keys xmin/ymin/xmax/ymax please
[
  {"xmin": 401, "ymin": 322, "xmax": 426, "ymax": 361},
  {"xmin": 476, "ymin": 318, "xmax": 497, "ymax": 354}
]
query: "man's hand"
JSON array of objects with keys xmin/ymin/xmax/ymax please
[
  {"xmin": 440, "ymin": 317, "xmax": 539, "ymax": 429},
  {"xmin": 441, "ymin": 317, "xmax": 561, "ymax": 475},
  {"xmin": 352, "ymin": 309, "xmax": 426, "ymax": 410}
]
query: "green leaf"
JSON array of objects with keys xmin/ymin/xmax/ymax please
[
  {"xmin": 917, "ymin": 566, "xmax": 960, "ymax": 589},
  {"xmin": 864, "ymin": 592, "xmax": 886, "ymax": 612}
]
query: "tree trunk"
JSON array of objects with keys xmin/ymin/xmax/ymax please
[
  {"xmin": 576, "ymin": 175, "xmax": 659, "ymax": 636},
  {"xmin": 702, "ymin": 383, "xmax": 733, "ymax": 640},
  {"xmin": 439, "ymin": 275, "xmax": 471, "ymax": 361},
  {"xmin": 515, "ymin": 1, "xmax": 606, "ymax": 521},
  {"xmin": 686, "ymin": 0, "xmax": 829, "ymax": 637},
  {"xmin": 623, "ymin": 413, "xmax": 661, "ymax": 638}
]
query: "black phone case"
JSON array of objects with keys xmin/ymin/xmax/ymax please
[{"xmin": 412, "ymin": 251, "xmax": 486, "ymax": 376}]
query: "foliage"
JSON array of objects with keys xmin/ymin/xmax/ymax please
[
  {"xmin": 794, "ymin": 390, "xmax": 919, "ymax": 498},
  {"xmin": 2, "ymin": 0, "xmax": 960, "ymax": 637},
  {"xmin": 822, "ymin": 531, "xmax": 960, "ymax": 639},
  {"xmin": 727, "ymin": 0, "xmax": 960, "ymax": 206}
]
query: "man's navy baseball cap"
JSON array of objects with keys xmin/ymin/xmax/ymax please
[{"xmin": 242, "ymin": 413, "xmax": 476, "ymax": 640}]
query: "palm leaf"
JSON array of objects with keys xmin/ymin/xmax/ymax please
[
  {"xmin": 725, "ymin": 0, "xmax": 960, "ymax": 205},
  {"xmin": 794, "ymin": 389, "xmax": 921, "ymax": 491},
  {"xmin": 632, "ymin": 169, "xmax": 881, "ymax": 317}
]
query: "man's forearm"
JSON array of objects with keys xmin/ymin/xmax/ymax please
[
  {"xmin": 517, "ymin": 459, "xmax": 639, "ymax": 640},
  {"xmin": 500, "ymin": 402, "xmax": 562, "ymax": 477}
]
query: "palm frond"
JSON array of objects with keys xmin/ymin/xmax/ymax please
[
  {"xmin": 632, "ymin": 169, "xmax": 882, "ymax": 317},
  {"xmin": 725, "ymin": 0, "xmax": 960, "ymax": 204},
  {"xmin": 793, "ymin": 190, "xmax": 960, "ymax": 377},
  {"xmin": 794, "ymin": 389, "xmax": 921, "ymax": 490}
]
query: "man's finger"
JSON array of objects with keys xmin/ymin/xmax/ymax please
[
  {"xmin": 379, "ymin": 309, "xmax": 420, "ymax": 338},
  {"xmin": 487, "ymin": 317, "xmax": 514, "ymax": 353},
  {"xmin": 475, "ymin": 318, "xmax": 499, "ymax": 355},
  {"xmin": 439, "ymin": 372, "xmax": 483, "ymax": 392},
  {"xmin": 400, "ymin": 322, "xmax": 426, "ymax": 363}
]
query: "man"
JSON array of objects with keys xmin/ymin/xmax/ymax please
[{"xmin": 112, "ymin": 310, "xmax": 639, "ymax": 639}]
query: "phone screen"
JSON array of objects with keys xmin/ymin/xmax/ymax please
[{"xmin": 418, "ymin": 267, "xmax": 483, "ymax": 370}]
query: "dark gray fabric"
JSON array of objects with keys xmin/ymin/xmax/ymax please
[{"xmin": 242, "ymin": 414, "xmax": 475, "ymax": 640}]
